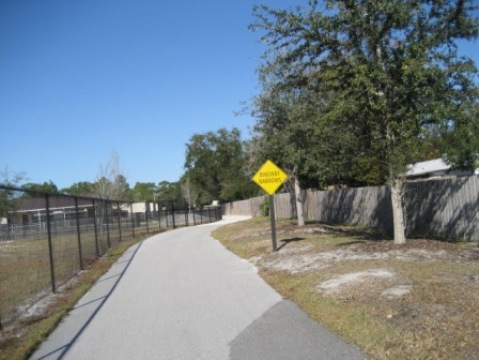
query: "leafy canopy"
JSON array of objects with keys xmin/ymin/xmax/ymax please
[
  {"xmin": 184, "ymin": 127, "xmax": 258, "ymax": 205},
  {"xmin": 251, "ymin": 0, "xmax": 479, "ymax": 186}
]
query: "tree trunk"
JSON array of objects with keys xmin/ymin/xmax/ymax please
[
  {"xmin": 294, "ymin": 167, "xmax": 305, "ymax": 226},
  {"xmin": 390, "ymin": 180, "xmax": 406, "ymax": 244}
]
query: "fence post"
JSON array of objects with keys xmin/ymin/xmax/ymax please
[
  {"xmin": 157, "ymin": 202, "xmax": 161, "ymax": 231},
  {"xmin": 74, "ymin": 197, "xmax": 84, "ymax": 270},
  {"xmin": 269, "ymin": 195, "xmax": 278, "ymax": 252},
  {"xmin": 45, "ymin": 194, "xmax": 56, "ymax": 293},
  {"xmin": 117, "ymin": 201, "xmax": 122, "ymax": 242},
  {"xmin": 171, "ymin": 201, "xmax": 176, "ymax": 228},
  {"xmin": 130, "ymin": 203, "xmax": 135, "ymax": 238},
  {"xmin": 92, "ymin": 200, "xmax": 100, "ymax": 256},
  {"xmin": 105, "ymin": 201, "xmax": 111, "ymax": 248},
  {"xmin": 145, "ymin": 203, "xmax": 150, "ymax": 234}
]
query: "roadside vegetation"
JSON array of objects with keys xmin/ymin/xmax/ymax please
[{"xmin": 213, "ymin": 217, "xmax": 479, "ymax": 360}]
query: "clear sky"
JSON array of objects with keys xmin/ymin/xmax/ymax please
[{"xmin": 1, "ymin": 0, "xmax": 478, "ymax": 190}]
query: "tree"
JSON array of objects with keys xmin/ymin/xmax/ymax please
[
  {"xmin": 112, "ymin": 174, "xmax": 131, "ymax": 201},
  {"xmin": 180, "ymin": 175, "xmax": 194, "ymax": 209},
  {"xmin": 251, "ymin": 85, "xmax": 324, "ymax": 225},
  {"xmin": 252, "ymin": 0, "xmax": 479, "ymax": 243},
  {"xmin": 61, "ymin": 181, "xmax": 95, "ymax": 196},
  {"xmin": 156, "ymin": 181, "xmax": 183, "ymax": 210},
  {"xmin": 184, "ymin": 128, "xmax": 258, "ymax": 206},
  {"xmin": 131, "ymin": 182, "xmax": 156, "ymax": 201},
  {"xmin": 0, "ymin": 167, "xmax": 25, "ymax": 221},
  {"xmin": 21, "ymin": 180, "xmax": 58, "ymax": 197},
  {"xmin": 94, "ymin": 151, "xmax": 131, "ymax": 200}
]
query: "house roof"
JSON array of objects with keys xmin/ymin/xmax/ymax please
[{"xmin": 406, "ymin": 158, "xmax": 451, "ymax": 177}]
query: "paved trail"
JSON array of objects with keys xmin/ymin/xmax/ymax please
[{"xmin": 31, "ymin": 216, "xmax": 368, "ymax": 360}]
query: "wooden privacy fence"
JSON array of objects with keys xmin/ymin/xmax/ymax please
[
  {"xmin": 222, "ymin": 196, "xmax": 264, "ymax": 217},
  {"xmin": 222, "ymin": 175, "xmax": 479, "ymax": 241}
]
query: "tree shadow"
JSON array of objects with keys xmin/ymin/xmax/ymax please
[
  {"xmin": 336, "ymin": 240, "xmax": 365, "ymax": 247},
  {"xmin": 404, "ymin": 176, "xmax": 477, "ymax": 242},
  {"xmin": 278, "ymin": 237, "xmax": 305, "ymax": 251},
  {"xmin": 291, "ymin": 186, "xmax": 394, "ymax": 238},
  {"xmin": 299, "ymin": 175, "xmax": 478, "ymax": 242},
  {"xmin": 268, "ymin": 176, "xmax": 479, "ymax": 244}
]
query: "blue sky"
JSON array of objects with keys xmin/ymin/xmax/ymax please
[{"xmin": 1, "ymin": 0, "xmax": 478, "ymax": 190}]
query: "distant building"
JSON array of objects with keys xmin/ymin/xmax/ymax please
[
  {"xmin": 5, "ymin": 197, "xmax": 94, "ymax": 226},
  {"xmin": 406, "ymin": 158, "xmax": 475, "ymax": 180},
  {"xmin": 2, "ymin": 198, "xmax": 153, "ymax": 227}
]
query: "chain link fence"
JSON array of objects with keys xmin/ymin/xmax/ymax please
[{"xmin": 0, "ymin": 185, "xmax": 222, "ymax": 328}]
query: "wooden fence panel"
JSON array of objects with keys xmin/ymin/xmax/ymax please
[
  {"xmin": 222, "ymin": 176, "xmax": 479, "ymax": 241},
  {"xmin": 307, "ymin": 186, "xmax": 392, "ymax": 230},
  {"xmin": 404, "ymin": 177, "xmax": 479, "ymax": 240},
  {"xmin": 221, "ymin": 196, "xmax": 264, "ymax": 216},
  {"xmin": 274, "ymin": 192, "xmax": 295, "ymax": 219}
]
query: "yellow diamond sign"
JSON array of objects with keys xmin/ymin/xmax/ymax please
[{"xmin": 252, "ymin": 160, "xmax": 288, "ymax": 195}]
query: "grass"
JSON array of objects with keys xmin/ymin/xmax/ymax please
[
  {"xmin": 0, "ymin": 230, "xmax": 160, "ymax": 360},
  {"xmin": 0, "ymin": 222, "xmax": 156, "ymax": 325},
  {"xmin": 0, "ymin": 231, "xmax": 98, "ymax": 322},
  {"xmin": 212, "ymin": 217, "xmax": 479, "ymax": 360}
]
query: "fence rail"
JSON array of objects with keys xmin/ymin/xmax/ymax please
[
  {"xmin": 0, "ymin": 185, "xmax": 222, "ymax": 327},
  {"xmin": 222, "ymin": 175, "xmax": 479, "ymax": 242}
]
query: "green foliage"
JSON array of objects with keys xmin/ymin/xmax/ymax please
[
  {"xmin": 21, "ymin": 181, "xmax": 58, "ymax": 197},
  {"xmin": 112, "ymin": 175, "xmax": 131, "ymax": 201},
  {"xmin": 260, "ymin": 196, "xmax": 270, "ymax": 216},
  {"xmin": 0, "ymin": 168, "xmax": 24, "ymax": 219},
  {"xmin": 61, "ymin": 181, "xmax": 95, "ymax": 196},
  {"xmin": 131, "ymin": 182, "xmax": 156, "ymax": 201},
  {"xmin": 156, "ymin": 181, "xmax": 184, "ymax": 210},
  {"xmin": 62, "ymin": 178, "xmax": 131, "ymax": 201},
  {"xmin": 251, "ymin": 0, "xmax": 479, "ymax": 186},
  {"xmin": 184, "ymin": 127, "xmax": 258, "ymax": 205}
]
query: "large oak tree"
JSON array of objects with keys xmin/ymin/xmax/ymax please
[{"xmin": 252, "ymin": 0, "xmax": 479, "ymax": 243}]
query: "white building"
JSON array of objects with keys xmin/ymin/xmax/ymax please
[{"xmin": 406, "ymin": 158, "xmax": 476, "ymax": 179}]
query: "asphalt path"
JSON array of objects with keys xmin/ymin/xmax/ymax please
[{"xmin": 31, "ymin": 216, "xmax": 368, "ymax": 360}]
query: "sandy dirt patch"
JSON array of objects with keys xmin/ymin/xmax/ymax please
[
  {"xmin": 317, "ymin": 268, "xmax": 395, "ymax": 294},
  {"xmin": 251, "ymin": 239, "xmax": 477, "ymax": 275},
  {"xmin": 250, "ymin": 238, "xmax": 478, "ymax": 298}
]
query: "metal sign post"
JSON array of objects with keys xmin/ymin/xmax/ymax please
[
  {"xmin": 252, "ymin": 160, "xmax": 288, "ymax": 252},
  {"xmin": 269, "ymin": 195, "xmax": 277, "ymax": 252}
]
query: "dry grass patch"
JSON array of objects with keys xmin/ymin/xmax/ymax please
[{"xmin": 213, "ymin": 217, "xmax": 479, "ymax": 360}]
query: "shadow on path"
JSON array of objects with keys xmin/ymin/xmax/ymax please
[
  {"xmin": 229, "ymin": 300, "xmax": 368, "ymax": 360},
  {"xmin": 30, "ymin": 242, "xmax": 144, "ymax": 360}
]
